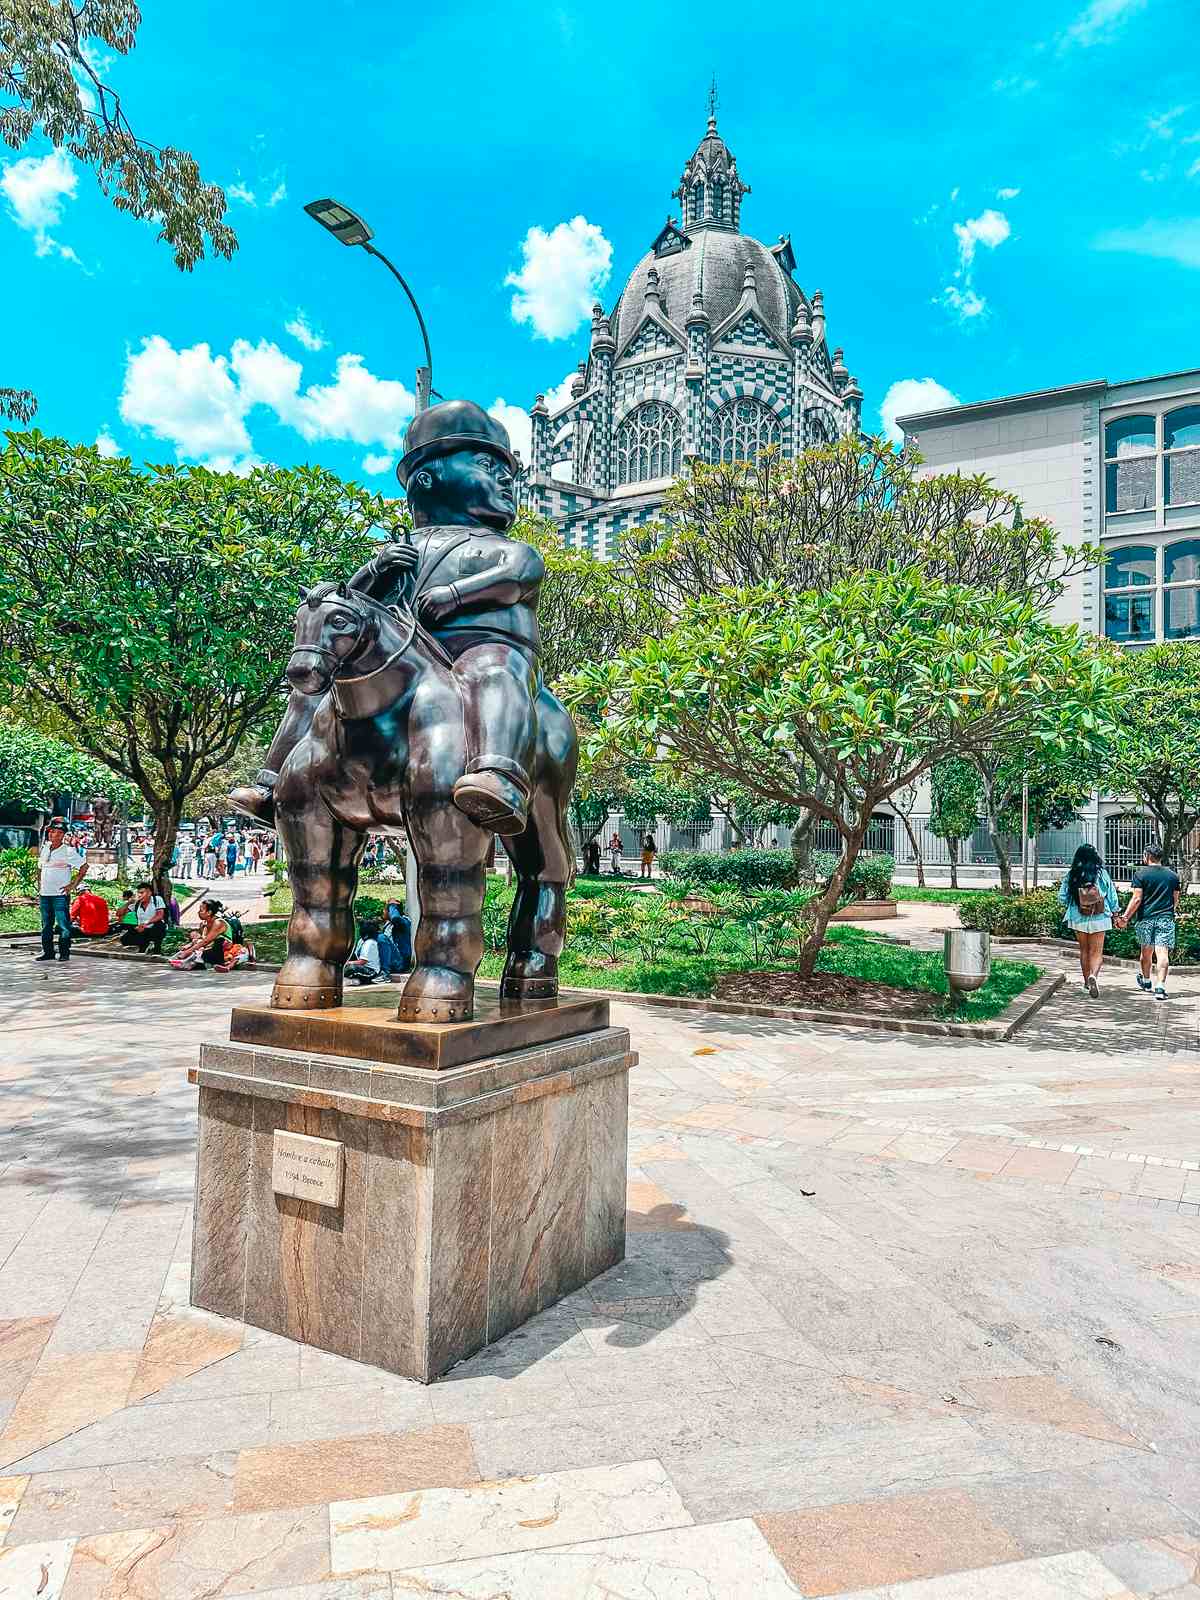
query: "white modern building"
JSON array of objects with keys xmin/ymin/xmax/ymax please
[{"xmin": 894, "ymin": 366, "xmax": 1200, "ymax": 879}]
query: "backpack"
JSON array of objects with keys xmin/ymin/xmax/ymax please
[
  {"xmin": 225, "ymin": 911, "xmax": 244, "ymax": 943},
  {"xmin": 1076, "ymin": 873, "xmax": 1105, "ymax": 916}
]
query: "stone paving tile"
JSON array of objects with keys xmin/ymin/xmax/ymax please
[
  {"xmin": 9, "ymin": 1454, "xmax": 237, "ymax": 1543},
  {"xmin": 1096, "ymin": 1534, "xmax": 1200, "ymax": 1596},
  {"xmin": 827, "ymin": 1549, "xmax": 1134, "ymax": 1597},
  {"xmin": 0, "ymin": 1352, "xmax": 140, "ymax": 1470},
  {"xmin": 233, "ymin": 1426, "xmax": 477, "ymax": 1514},
  {"xmin": 0, "ymin": 1537, "xmax": 75, "ymax": 1600},
  {"xmin": 60, "ymin": 1506, "xmax": 329, "ymax": 1599},
  {"xmin": 0, "ymin": 1475, "xmax": 26, "ymax": 1543},
  {"xmin": 5, "ymin": 1393, "xmax": 274, "ymax": 1475},
  {"xmin": 755, "ymin": 1487, "xmax": 1024, "ymax": 1595},
  {"xmin": 331, "ymin": 1457, "xmax": 691, "ymax": 1574},
  {"xmin": 385, "ymin": 1518, "xmax": 802, "ymax": 1597}
]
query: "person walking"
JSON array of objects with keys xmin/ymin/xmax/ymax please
[
  {"xmin": 176, "ymin": 836, "xmax": 193, "ymax": 881},
  {"xmin": 203, "ymin": 835, "xmax": 219, "ymax": 880},
  {"xmin": 1058, "ymin": 842, "xmax": 1120, "ymax": 997},
  {"xmin": 35, "ymin": 817, "xmax": 87, "ymax": 962},
  {"xmin": 224, "ymin": 834, "xmax": 239, "ymax": 879},
  {"xmin": 1117, "ymin": 844, "xmax": 1181, "ymax": 1000},
  {"xmin": 608, "ymin": 831, "xmax": 623, "ymax": 876},
  {"xmin": 639, "ymin": 831, "xmax": 657, "ymax": 881}
]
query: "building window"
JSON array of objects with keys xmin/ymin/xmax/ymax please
[
  {"xmin": 1165, "ymin": 405, "xmax": 1200, "ymax": 508},
  {"xmin": 714, "ymin": 398, "xmax": 783, "ymax": 464},
  {"xmin": 577, "ymin": 426, "xmax": 594, "ymax": 488},
  {"xmin": 1105, "ymin": 414, "xmax": 1156, "ymax": 514},
  {"xmin": 615, "ymin": 402, "xmax": 682, "ymax": 486},
  {"xmin": 691, "ymin": 182, "xmax": 705, "ymax": 224},
  {"xmin": 712, "ymin": 180, "xmax": 725, "ymax": 221},
  {"xmin": 1103, "ymin": 538, "xmax": 1200, "ymax": 645}
]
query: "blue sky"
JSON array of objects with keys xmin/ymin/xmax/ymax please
[{"xmin": 2, "ymin": 0, "xmax": 1198, "ymax": 482}]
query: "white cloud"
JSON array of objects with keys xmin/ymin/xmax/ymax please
[
  {"xmin": 285, "ymin": 312, "xmax": 325, "ymax": 351},
  {"xmin": 953, "ymin": 208, "xmax": 1011, "ymax": 267},
  {"xmin": 488, "ymin": 400, "xmax": 532, "ymax": 464},
  {"xmin": 880, "ymin": 379, "xmax": 961, "ymax": 445},
  {"xmin": 267, "ymin": 181, "xmax": 288, "ymax": 208},
  {"xmin": 1094, "ymin": 218, "xmax": 1200, "ymax": 268},
  {"xmin": 1, "ymin": 149, "xmax": 82, "ymax": 263},
  {"xmin": 941, "ymin": 285, "xmax": 987, "ymax": 320},
  {"xmin": 544, "ymin": 370, "xmax": 580, "ymax": 414},
  {"xmin": 505, "ymin": 215, "xmax": 612, "ymax": 341},
  {"xmin": 94, "ymin": 428, "xmax": 121, "ymax": 458},
  {"xmin": 227, "ymin": 181, "xmax": 257, "ymax": 206},
  {"xmin": 997, "ymin": 186, "xmax": 1021, "ymax": 200},
  {"xmin": 118, "ymin": 335, "xmax": 415, "ymax": 470},
  {"xmin": 1061, "ymin": 0, "xmax": 1146, "ymax": 48},
  {"xmin": 993, "ymin": 75, "xmax": 1038, "ymax": 94},
  {"xmin": 361, "ymin": 453, "xmax": 394, "ymax": 476},
  {"xmin": 1189, "ymin": 159, "xmax": 1200, "ymax": 180}
]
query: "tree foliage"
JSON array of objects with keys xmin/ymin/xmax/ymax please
[
  {"xmin": 0, "ymin": 433, "xmax": 398, "ymax": 882},
  {"xmin": 625, "ymin": 438, "xmax": 1101, "ymax": 616},
  {"xmin": 1107, "ymin": 642, "xmax": 1200, "ymax": 865},
  {"xmin": 567, "ymin": 570, "xmax": 1119, "ymax": 972},
  {"xmin": 0, "ymin": 717, "xmax": 134, "ymax": 810},
  {"xmin": 518, "ymin": 514, "xmax": 647, "ymax": 692},
  {"xmin": 1, "ymin": 1, "xmax": 237, "ymax": 273},
  {"xmin": 929, "ymin": 757, "xmax": 981, "ymax": 887}
]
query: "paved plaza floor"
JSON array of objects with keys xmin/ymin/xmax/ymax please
[{"xmin": 1, "ymin": 923, "xmax": 1199, "ymax": 1597}]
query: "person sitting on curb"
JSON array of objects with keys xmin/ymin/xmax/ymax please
[
  {"xmin": 70, "ymin": 883, "xmax": 111, "ymax": 938},
  {"xmin": 170, "ymin": 899, "xmax": 233, "ymax": 969},
  {"xmin": 1116, "ymin": 844, "xmax": 1181, "ymax": 1001},
  {"xmin": 119, "ymin": 882, "xmax": 168, "ymax": 954},
  {"xmin": 344, "ymin": 918, "xmax": 384, "ymax": 985},
  {"xmin": 378, "ymin": 901, "xmax": 413, "ymax": 981}
]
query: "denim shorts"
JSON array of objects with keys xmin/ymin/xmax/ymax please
[{"xmin": 1135, "ymin": 914, "xmax": 1176, "ymax": 951}]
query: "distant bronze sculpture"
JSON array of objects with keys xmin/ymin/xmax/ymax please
[{"xmin": 230, "ymin": 402, "xmax": 577, "ymax": 1022}]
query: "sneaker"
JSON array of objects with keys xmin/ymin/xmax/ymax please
[
  {"xmin": 1136, "ymin": 974, "xmax": 1152, "ymax": 991},
  {"xmin": 1154, "ymin": 985, "xmax": 1167, "ymax": 1000},
  {"xmin": 33, "ymin": 954, "xmax": 55, "ymax": 962},
  {"xmin": 1086, "ymin": 976, "xmax": 1099, "ymax": 998}
]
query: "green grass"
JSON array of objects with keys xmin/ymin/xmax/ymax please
[{"xmin": 892, "ymin": 885, "xmax": 986, "ymax": 905}]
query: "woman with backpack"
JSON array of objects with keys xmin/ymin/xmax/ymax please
[{"xmin": 1058, "ymin": 843, "xmax": 1120, "ymax": 997}]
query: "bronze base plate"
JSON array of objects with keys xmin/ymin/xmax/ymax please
[{"xmin": 228, "ymin": 989, "xmax": 611, "ymax": 1071}]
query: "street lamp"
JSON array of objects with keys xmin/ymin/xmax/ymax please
[{"xmin": 304, "ymin": 197, "xmax": 435, "ymax": 412}]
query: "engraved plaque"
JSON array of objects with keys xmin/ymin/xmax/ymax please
[{"xmin": 272, "ymin": 1130, "xmax": 344, "ymax": 1207}]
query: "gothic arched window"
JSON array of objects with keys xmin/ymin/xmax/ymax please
[
  {"xmin": 615, "ymin": 402, "xmax": 683, "ymax": 486},
  {"xmin": 714, "ymin": 398, "xmax": 783, "ymax": 464},
  {"xmin": 577, "ymin": 425, "xmax": 594, "ymax": 487},
  {"xmin": 808, "ymin": 412, "xmax": 834, "ymax": 446},
  {"xmin": 691, "ymin": 182, "xmax": 705, "ymax": 223},
  {"xmin": 712, "ymin": 180, "xmax": 725, "ymax": 222}
]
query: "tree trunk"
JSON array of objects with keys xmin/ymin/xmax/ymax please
[
  {"xmin": 948, "ymin": 838, "xmax": 959, "ymax": 889},
  {"xmin": 794, "ymin": 833, "xmax": 862, "ymax": 977},
  {"xmin": 1161, "ymin": 819, "xmax": 1182, "ymax": 870},
  {"xmin": 790, "ymin": 814, "xmax": 816, "ymax": 881},
  {"xmin": 149, "ymin": 795, "xmax": 183, "ymax": 903},
  {"xmin": 898, "ymin": 812, "xmax": 925, "ymax": 887},
  {"xmin": 1032, "ymin": 830, "xmax": 1039, "ymax": 889},
  {"xmin": 993, "ymin": 835, "xmax": 1013, "ymax": 894}
]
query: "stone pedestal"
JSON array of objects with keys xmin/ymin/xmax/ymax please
[{"xmin": 188, "ymin": 1005, "xmax": 634, "ymax": 1383}]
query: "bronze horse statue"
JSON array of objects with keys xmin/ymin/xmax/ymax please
[{"xmin": 271, "ymin": 581, "xmax": 577, "ymax": 1022}]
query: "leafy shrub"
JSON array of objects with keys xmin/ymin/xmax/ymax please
[
  {"xmin": 845, "ymin": 853, "xmax": 894, "ymax": 901},
  {"xmin": 352, "ymin": 894, "xmax": 387, "ymax": 924},
  {"xmin": 958, "ymin": 889, "xmax": 1063, "ymax": 937},
  {"xmin": 659, "ymin": 849, "xmax": 797, "ymax": 890},
  {"xmin": 0, "ymin": 846, "xmax": 38, "ymax": 899}
]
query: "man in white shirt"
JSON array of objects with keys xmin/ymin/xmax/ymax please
[
  {"xmin": 37, "ymin": 817, "xmax": 88, "ymax": 962},
  {"xmin": 119, "ymin": 882, "xmax": 168, "ymax": 954}
]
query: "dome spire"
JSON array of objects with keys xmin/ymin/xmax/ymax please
[{"xmin": 673, "ymin": 95, "xmax": 749, "ymax": 233}]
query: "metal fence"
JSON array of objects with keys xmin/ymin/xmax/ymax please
[
  {"xmin": 810, "ymin": 814, "xmax": 896, "ymax": 857},
  {"xmin": 1104, "ymin": 813, "xmax": 1160, "ymax": 873}
]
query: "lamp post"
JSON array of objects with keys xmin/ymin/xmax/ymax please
[{"xmin": 303, "ymin": 198, "xmax": 434, "ymax": 412}]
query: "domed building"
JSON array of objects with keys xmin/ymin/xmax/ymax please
[{"xmin": 520, "ymin": 115, "xmax": 863, "ymax": 555}]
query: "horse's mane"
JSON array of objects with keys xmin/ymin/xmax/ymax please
[{"xmin": 301, "ymin": 582, "xmax": 454, "ymax": 669}]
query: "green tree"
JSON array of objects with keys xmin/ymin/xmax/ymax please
[
  {"xmin": 568, "ymin": 570, "xmax": 1118, "ymax": 974},
  {"xmin": 0, "ymin": 433, "xmax": 398, "ymax": 886},
  {"xmin": 929, "ymin": 758, "xmax": 981, "ymax": 889},
  {"xmin": 2, "ymin": 1, "xmax": 237, "ymax": 417},
  {"xmin": 1107, "ymin": 642, "xmax": 1200, "ymax": 867},
  {"xmin": 0, "ymin": 718, "xmax": 134, "ymax": 810}
]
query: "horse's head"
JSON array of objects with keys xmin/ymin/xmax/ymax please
[{"xmin": 287, "ymin": 582, "xmax": 378, "ymax": 694}]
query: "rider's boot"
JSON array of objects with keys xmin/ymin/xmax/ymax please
[
  {"xmin": 451, "ymin": 765, "xmax": 529, "ymax": 836},
  {"xmin": 229, "ymin": 769, "xmax": 279, "ymax": 827}
]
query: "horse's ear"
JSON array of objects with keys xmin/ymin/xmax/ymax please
[
  {"xmin": 335, "ymin": 581, "xmax": 349, "ymax": 597},
  {"xmin": 299, "ymin": 586, "xmax": 310, "ymax": 601}
]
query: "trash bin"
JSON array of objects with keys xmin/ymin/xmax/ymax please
[{"xmin": 944, "ymin": 929, "xmax": 991, "ymax": 994}]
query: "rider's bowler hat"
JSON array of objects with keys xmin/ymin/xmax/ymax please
[{"xmin": 396, "ymin": 400, "xmax": 518, "ymax": 489}]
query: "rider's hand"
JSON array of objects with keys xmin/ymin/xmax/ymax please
[
  {"xmin": 375, "ymin": 541, "xmax": 418, "ymax": 573},
  {"xmin": 417, "ymin": 584, "xmax": 458, "ymax": 624}
]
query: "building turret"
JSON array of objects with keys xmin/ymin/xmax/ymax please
[
  {"xmin": 831, "ymin": 346, "xmax": 849, "ymax": 395},
  {"xmin": 530, "ymin": 393, "xmax": 550, "ymax": 479},
  {"xmin": 673, "ymin": 114, "xmax": 750, "ymax": 231},
  {"xmin": 589, "ymin": 302, "xmax": 615, "ymax": 496}
]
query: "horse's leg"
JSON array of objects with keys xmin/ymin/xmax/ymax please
[
  {"xmin": 271, "ymin": 796, "xmax": 365, "ymax": 1010},
  {"xmin": 501, "ymin": 689, "xmax": 577, "ymax": 1001},
  {"xmin": 397, "ymin": 808, "xmax": 489, "ymax": 1023}
]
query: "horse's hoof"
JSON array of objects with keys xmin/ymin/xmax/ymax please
[
  {"xmin": 500, "ymin": 975, "xmax": 560, "ymax": 1001},
  {"xmin": 270, "ymin": 981, "xmax": 341, "ymax": 1010},
  {"xmin": 452, "ymin": 772, "xmax": 528, "ymax": 837},
  {"xmin": 396, "ymin": 967, "xmax": 474, "ymax": 1024}
]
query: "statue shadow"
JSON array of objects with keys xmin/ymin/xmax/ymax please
[{"xmin": 437, "ymin": 1204, "xmax": 733, "ymax": 1382}]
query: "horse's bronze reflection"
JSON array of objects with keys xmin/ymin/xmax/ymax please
[{"xmin": 270, "ymin": 581, "xmax": 576, "ymax": 1021}]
